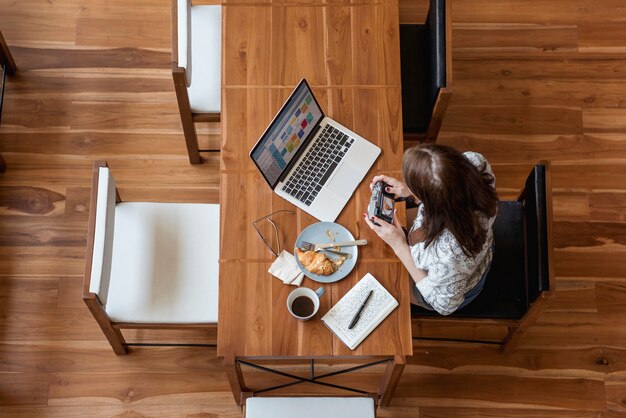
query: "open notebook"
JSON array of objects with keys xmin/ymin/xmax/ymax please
[{"xmin": 321, "ymin": 273, "xmax": 398, "ymax": 350}]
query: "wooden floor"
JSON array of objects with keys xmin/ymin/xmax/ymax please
[{"xmin": 1, "ymin": 0, "xmax": 625, "ymax": 416}]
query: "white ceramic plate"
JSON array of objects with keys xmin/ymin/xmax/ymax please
[{"xmin": 294, "ymin": 222, "xmax": 358, "ymax": 283}]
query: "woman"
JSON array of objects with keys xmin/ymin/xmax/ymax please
[{"xmin": 363, "ymin": 144, "xmax": 498, "ymax": 315}]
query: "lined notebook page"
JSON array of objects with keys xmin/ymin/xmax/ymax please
[{"xmin": 321, "ymin": 273, "xmax": 398, "ymax": 350}]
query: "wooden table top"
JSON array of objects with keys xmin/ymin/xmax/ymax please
[{"xmin": 217, "ymin": 0, "xmax": 412, "ymax": 359}]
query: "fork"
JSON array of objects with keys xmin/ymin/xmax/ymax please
[{"xmin": 299, "ymin": 241, "xmax": 352, "ymax": 258}]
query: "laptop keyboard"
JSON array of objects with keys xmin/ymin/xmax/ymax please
[{"xmin": 283, "ymin": 125, "xmax": 355, "ymax": 206}]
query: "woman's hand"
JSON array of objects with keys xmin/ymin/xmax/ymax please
[
  {"xmin": 363, "ymin": 210, "xmax": 407, "ymax": 253},
  {"xmin": 370, "ymin": 175, "xmax": 412, "ymax": 199},
  {"xmin": 363, "ymin": 210, "xmax": 429, "ymax": 286}
]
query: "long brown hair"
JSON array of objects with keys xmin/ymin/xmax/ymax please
[{"xmin": 403, "ymin": 144, "xmax": 498, "ymax": 257}]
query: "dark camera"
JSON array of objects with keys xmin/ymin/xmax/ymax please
[{"xmin": 368, "ymin": 181, "xmax": 395, "ymax": 225}]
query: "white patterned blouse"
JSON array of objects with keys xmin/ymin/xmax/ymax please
[{"xmin": 410, "ymin": 151, "xmax": 496, "ymax": 315}]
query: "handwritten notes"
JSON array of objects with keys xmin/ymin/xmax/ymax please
[{"xmin": 322, "ymin": 273, "xmax": 398, "ymax": 350}]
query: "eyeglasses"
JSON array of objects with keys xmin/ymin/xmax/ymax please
[{"xmin": 252, "ymin": 210, "xmax": 295, "ymax": 258}]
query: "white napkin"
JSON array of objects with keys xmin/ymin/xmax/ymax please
[{"xmin": 268, "ymin": 250, "xmax": 304, "ymax": 286}]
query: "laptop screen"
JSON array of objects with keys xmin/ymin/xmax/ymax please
[{"xmin": 250, "ymin": 80, "xmax": 324, "ymax": 188}]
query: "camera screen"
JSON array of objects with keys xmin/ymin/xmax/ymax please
[{"xmin": 382, "ymin": 195, "xmax": 394, "ymax": 217}]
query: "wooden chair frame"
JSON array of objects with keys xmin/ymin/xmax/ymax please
[
  {"xmin": 0, "ymin": 31, "xmax": 16, "ymax": 76},
  {"xmin": 82, "ymin": 161, "xmax": 217, "ymax": 355},
  {"xmin": 424, "ymin": 0, "xmax": 452, "ymax": 142},
  {"xmin": 0, "ymin": 30, "xmax": 17, "ymax": 173},
  {"xmin": 403, "ymin": 0, "xmax": 453, "ymax": 144},
  {"xmin": 412, "ymin": 162, "xmax": 555, "ymax": 353},
  {"xmin": 500, "ymin": 161, "xmax": 555, "ymax": 352},
  {"xmin": 171, "ymin": 0, "xmax": 220, "ymax": 165}
]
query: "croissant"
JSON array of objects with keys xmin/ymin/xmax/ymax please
[{"xmin": 295, "ymin": 248, "xmax": 334, "ymax": 276}]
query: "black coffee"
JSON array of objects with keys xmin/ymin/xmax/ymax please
[{"xmin": 292, "ymin": 296, "xmax": 314, "ymax": 317}]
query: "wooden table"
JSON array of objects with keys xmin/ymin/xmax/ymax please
[{"xmin": 218, "ymin": 0, "xmax": 411, "ymax": 407}]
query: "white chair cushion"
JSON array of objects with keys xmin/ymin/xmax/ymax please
[
  {"xmin": 188, "ymin": 5, "xmax": 221, "ymax": 113},
  {"xmin": 89, "ymin": 167, "xmax": 117, "ymax": 306},
  {"xmin": 105, "ymin": 202, "xmax": 220, "ymax": 323},
  {"xmin": 177, "ymin": 0, "xmax": 192, "ymax": 85},
  {"xmin": 245, "ymin": 397, "xmax": 375, "ymax": 418}
]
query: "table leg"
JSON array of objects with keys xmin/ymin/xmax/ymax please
[
  {"xmin": 378, "ymin": 355, "xmax": 405, "ymax": 407},
  {"xmin": 224, "ymin": 355, "xmax": 246, "ymax": 406}
]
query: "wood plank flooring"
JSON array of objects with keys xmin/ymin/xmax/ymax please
[{"xmin": 0, "ymin": 0, "xmax": 625, "ymax": 416}]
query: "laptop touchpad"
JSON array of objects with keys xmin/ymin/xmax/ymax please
[{"xmin": 326, "ymin": 162, "xmax": 360, "ymax": 197}]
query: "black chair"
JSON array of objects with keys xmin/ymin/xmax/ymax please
[
  {"xmin": 0, "ymin": 31, "xmax": 17, "ymax": 173},
  {"xmin": 400, "ymin": 0, "xmax": 452, "ymax": 143},
  {"xmin": 411, "ymin": 163, "xmax": 555, "ymax": 352}
]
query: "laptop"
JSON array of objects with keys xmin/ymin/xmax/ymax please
[{"xmin": 250, "ymin": 79, "xmax": 381, "ymax": 222}]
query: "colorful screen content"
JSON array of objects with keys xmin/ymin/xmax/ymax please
[{"xmin": 251, "ymin": 83, "xmax": 323, "ymax": 186}]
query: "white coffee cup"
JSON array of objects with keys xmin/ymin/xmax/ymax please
[{"xmin": 287, "ymin": 287, "xmax": 325, "ymax": 321}]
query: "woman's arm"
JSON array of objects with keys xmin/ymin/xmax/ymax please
[{"xmin": 392, "ymin": 241, "xmax": 428, "ymax": 285}]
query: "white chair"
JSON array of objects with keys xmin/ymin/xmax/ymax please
[
  {"xmin": 245, "ymin": 397, "xmax": 375, "ymax": 418},
  {"xmin": 171, "ymin": 0, "xmax": 221, "ymax": 164},
  {"xmin": 82, "ymin": 161, "xmax": 219, "ymax": 355}
]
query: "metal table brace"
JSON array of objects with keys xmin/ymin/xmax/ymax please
[{"xmin": 236, "ymin": 357, "xmax": 392, "ymax": 395}]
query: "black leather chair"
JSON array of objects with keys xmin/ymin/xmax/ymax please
[
  {"xmin": 0, "ymin": 30, "xmax": 17, "ymax": 173},
  {"xmin": 400, "ymin": 0, "xmax": 452, "ymax": 143},
  {"xmin": 411, "ymin": 164, "xmax": 555, "ymax": 352}
]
